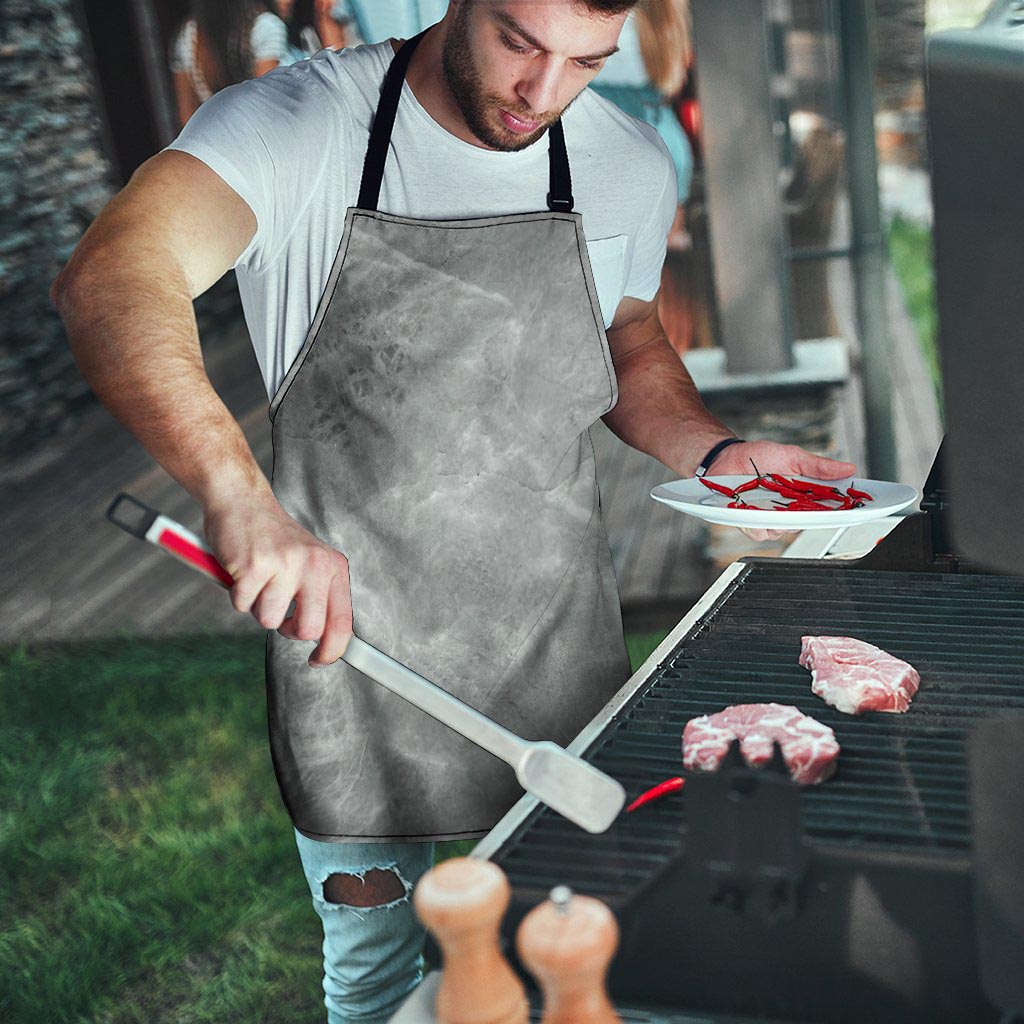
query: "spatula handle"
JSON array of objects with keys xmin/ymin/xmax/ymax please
[
  {"xmin": 343, "ymin": 637, "xmax": 527, "ymax": 766},
  {"xmin": 107, "ymin": 493, "xmax": 233, "ymax": 588}
]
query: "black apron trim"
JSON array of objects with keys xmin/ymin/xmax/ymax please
[
  {"xmin": 546, "ymin": 119, "xmax": 574, "ymax": 213},
  {"xmin": 357, "ymin": 28, "xmax": 427, "ymax": 213},
  {"xmin": 356, "ymin": 28, "xmax": 574, "ymax": 214}
]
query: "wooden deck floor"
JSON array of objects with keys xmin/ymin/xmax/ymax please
[
  {"xmin": 0, "ymin": 319, "xmax": 706, "ymax": 643},
  {"xmin": 2, "ymin": 249, "xmax": 939, "ymax": 644}
]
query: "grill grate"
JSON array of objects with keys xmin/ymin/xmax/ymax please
[{"xmin": 493, "ymin": 563, "xmax": 1024, "ymax": 901}]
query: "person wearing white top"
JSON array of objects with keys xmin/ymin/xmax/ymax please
[
  {"xmin": 274, "ymin": 0, "xmax": 351, "ymax": 64},
  {"xmin": 591, "ymin": 2, "xmax": 694, "ymax": 204},
  {"xmin": 170, "ymin": 1, "xmax": 289, "ymax": 127}
]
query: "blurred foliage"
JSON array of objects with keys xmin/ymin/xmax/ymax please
[
  {"xmin": 926, "ymin": 0, "xmax": 993, "ymax": 31},
  {"xmin": 887, "ymin": 215, "xmax": 942, "ymax": 411}
]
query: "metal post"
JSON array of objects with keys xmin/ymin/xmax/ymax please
[
  {"xmin": 837, "ymin": 1, "xmax": 899, "ymax": 480},
  {"xmin": 691, "ymin": 0, "xmax": 794, "ymax": 374},
  {"xmin": 131, "ymin": 0, "xmax": 179, "ymax": 149}
]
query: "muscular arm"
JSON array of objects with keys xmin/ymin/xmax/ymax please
[
  {"xmin": 603, "ymin": 295, "xmax": 734, "ymax": 477},
  {"xmin": 50, "ymin": 149, "xmax": 266, "ymax": 512},
  {"xmin": 51, "ymin": 150, "xmax": 354, "ymax": 661},
  {"xmin": 602, "ymin": 293, "xmax": 856, "ymax": 541}
]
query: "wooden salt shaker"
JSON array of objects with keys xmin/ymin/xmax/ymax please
[
  {"xmin": 516, "ymin": 885, "xmax": 621, "ymax": 1024},
  {"xmin": 413, "ymin": 857, "xmax": 528, "ymax": 1024}
]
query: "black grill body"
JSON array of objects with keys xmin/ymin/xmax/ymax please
[{"xmin": 488, "ymin": 548, "xmax": 1024, "ymax": 1023}]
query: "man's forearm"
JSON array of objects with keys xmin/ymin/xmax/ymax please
[
  {"xmin": 602, "ymin": 331, "xmax": 735, "ymax": 478},
  {"xmin": 52, "ymin": 255, "xmax": 272, "ymax": 513}
]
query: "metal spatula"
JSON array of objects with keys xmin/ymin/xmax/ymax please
[{"xmin": 106, "ymin": 493, "xmax": 626, "ymax": 834}]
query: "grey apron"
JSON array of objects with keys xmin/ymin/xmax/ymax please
[{"xmin": 266, "ymin": 30, "xmax": 630, "ymax": 842}]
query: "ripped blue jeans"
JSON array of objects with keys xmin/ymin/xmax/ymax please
[{"xmin": 294, "ymin": 828, "xmax": 436, "ymax": 1024}]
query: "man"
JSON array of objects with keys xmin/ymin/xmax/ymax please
[{"xmin": 52, "ymin": 1, "xmax": 855, "ymax": 1019}]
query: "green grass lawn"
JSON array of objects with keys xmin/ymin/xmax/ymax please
[
  {"xmin": 0, "ymin": 630, "xmax": 667, "ymax": 1023},
  {"xmin": 887, "ymin": 215, "xmax": 942, "ymax": 407}
]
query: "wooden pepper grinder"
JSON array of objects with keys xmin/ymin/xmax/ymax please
[
  {"xmin": 516, "ymin": 885, "xmax": 621, "ymax": 1024},
  {"xmin": 413, "ymin": 857, "xmax": 528, "ymax": 1024}
]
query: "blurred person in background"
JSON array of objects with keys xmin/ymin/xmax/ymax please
[
  {"xmin": 591, "ymin": 0, "xmax": 692, "ymax": 247},
  {"xmin": 276, "ymin": 0, "xmax": 351, "ymax": 63},
  {"xmin": 171, "ymin": 0, "xmax": 290, "ymax": 127},
  {"xmin": 336, "ymin": 0, "xmax": 449, "ymax": 45}
]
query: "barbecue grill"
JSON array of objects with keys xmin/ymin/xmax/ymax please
[
  {"xmin": 474, "ymin": 453, "xmax": 1023, "ymax": 1022},
  {"xmin": 465, "ymin": 10, "xmax": 1024, "ymax": 1022}
]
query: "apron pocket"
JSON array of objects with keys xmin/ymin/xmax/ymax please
[{"xmin": 584, "ymin": 234, "xmax": 628, "ymax": 328}]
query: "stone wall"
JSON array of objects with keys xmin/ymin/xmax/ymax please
[
  {"xmin": 0, "ymin": 0, "xmax": 115, "ymax": 460},
  {"xmin": 0, "ymin": 0, "xmax": 246, "ymax": 463}
]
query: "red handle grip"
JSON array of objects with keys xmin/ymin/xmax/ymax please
[{"xmin": 156, "ymin": 526, "xmax": 234, "ymax": 589}]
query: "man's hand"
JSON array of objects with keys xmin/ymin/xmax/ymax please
[
  {"xmin": 203, "ymin": 492, "xmax": 353, "ymax": 667},
  {"xmin": 708, "ymin": 440, "xmax": 857, "ymax": 543}
]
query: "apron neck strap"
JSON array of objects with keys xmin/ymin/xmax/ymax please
[
  {"xmin": 357, "ymin": 29, "xmax": 574, "ymax": 214},
  {"xmin": 546, "ymin": 120, "xmax": 573, "ymax": 213}
]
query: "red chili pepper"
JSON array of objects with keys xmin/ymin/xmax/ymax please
[
  {"xmin": 734, "ymin": 478, "xmax": 762, "ymax": 494},
  {"xmin": 761, "ymin": 479, "xmax": 824, "ymax": 501},
  {"xmin": 699, "ymin": 477, "xmax": 737, "ymax": 498},
  {"xmin": 768, "ymin": 473, "xmax": 816, "ymax": 494},
  {"xmin": 775, "ymin": 498, "xmax": 835, "ymax": 511},
  {"xmin": 626, "ymin": 776, "xmax": 685, "ymax": 813},
  {"xmin": 847, "ymin": 486, "xmax": 873, "ymax": 501},
  {"xmin": 758, "ymin": 478, "xmax": 801, "ymax": 496},
  {"xmin": 772, "ymin": 473, "xmax": 844, "ymax": 498}
]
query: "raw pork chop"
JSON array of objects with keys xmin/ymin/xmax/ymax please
[
  {"xmin": 682, "ymin": 703, "xmax": 839, "ymax": 785},
  {"xmin": 799, "ymin": 636, "xmax": 920, "ymax": 716}
]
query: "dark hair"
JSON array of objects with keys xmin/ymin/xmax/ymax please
[
  {"xmin": 192, "ymin": 0, "xmax": 274, "ymax": 91},
  {"xmin": 285, "ymin": 0, "xmax": 315, "ymax": 55}
]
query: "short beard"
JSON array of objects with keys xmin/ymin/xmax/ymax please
[{"xmin": 441, "ymin": 3, "xmax": 557, "ymax": 151}]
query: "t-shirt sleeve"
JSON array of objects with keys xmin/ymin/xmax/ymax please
[
  {"xmin": 169, "ymin": 23, "xmax": 191, "ymax": 74},
  {"xmin": 164, "ymin": 67, "xmax": 339, "ymax": 272},
  {"xmin": 251, "ymin": 12, "xmax": 289, "ymax": 62},
  {"xmin": 623, "ymin": 130, "xmax": 678, "ymax": 302}
]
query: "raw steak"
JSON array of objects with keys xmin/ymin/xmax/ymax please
[
  {"xmin": 799, "ymin": 636, "xmax": 920, "ymax": 716},
  {"xmin": 682, "ymin": 703, "xmax": 840, "ymax": 786}
]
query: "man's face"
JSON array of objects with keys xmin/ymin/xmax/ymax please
[{"xmin": 441, "ymin": 1, "xmax": 626, "ymax": 151}]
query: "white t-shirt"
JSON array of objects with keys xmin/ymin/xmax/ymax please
[
  {"xmin": 170, "ymin": 12, "xmax": 289, "ymax": 102},
  {"xmin": 167, "ymin": 40, "xmax": 677, "ymax": 401}
]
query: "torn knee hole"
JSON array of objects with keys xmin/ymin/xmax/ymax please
[{"xmin": 323, "ymin": 869, "xmax": 407, "ymax": 908}]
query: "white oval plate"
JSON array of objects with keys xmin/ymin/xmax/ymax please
[{"xmin": 650, "ymin": 476, "xmax": 920, "ymax": 530}]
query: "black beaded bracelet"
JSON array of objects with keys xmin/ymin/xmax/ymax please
[{"xmin": 694, "ymin": 437, "xmax": 745, "ymax": 478}]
